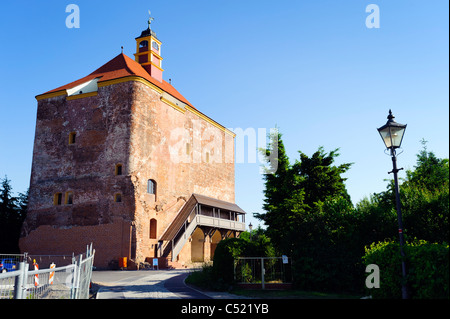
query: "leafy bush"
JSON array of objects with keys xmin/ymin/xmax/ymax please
[
  {"xmin": 407, "ymin": 240, "xmax": 449, "ymax": 299},
  {"xmin": 212, "ymin": 238, "xmax": 245, "ymax": 289},
  {"xmin": 363, "ymin": 239, "xmax": 449, "ymax": 299},
  {"xmin": 210, "ymin": 232, "xmax": 276, "ymax": 290}
]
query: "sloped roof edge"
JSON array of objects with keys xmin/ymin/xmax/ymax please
[{"xmin": 36, "ymin": 53, "xmax": 193, "ymax": 108}]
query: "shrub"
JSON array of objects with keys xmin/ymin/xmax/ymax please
[
  {"xmin": 407, "ymin": 240, "xmax": 449, "ymax": 299},
  {"xmin": 363, "ymin": 239, "xmax": 449, "ymax": 299},
  {"xmin": 211, "ymin": 238, "xmax": 246, "ymax": 289}
]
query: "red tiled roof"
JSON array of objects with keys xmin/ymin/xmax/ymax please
[{"xmin": 42, "ymin": 53, "xmax": 193, "ymax": 108}]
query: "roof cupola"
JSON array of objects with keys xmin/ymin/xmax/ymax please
[{"xmin": 134, "ymin": 11, "xmax": 163, "ymax": 82}]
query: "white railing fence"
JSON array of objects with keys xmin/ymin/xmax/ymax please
[{"xmin": 0, "ymin": 244, "xmax": 95, "ymax": 299}]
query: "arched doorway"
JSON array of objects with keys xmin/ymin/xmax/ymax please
[
  {"xmin": 191, "ymin": 227, "xmax": 204, "ymax": 262},
  {"xmin": 210, "ymin": 230, "xmax": 222, "ymax": 259}
]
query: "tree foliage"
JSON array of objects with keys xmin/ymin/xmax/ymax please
[
  {"xmin": 256, "ymin": 131, "xmax": 295, "ymax": 253},
  {"xmin": 256, "ymin": 133, "xmax": 449, "ymax": 294},
  {"xmin": 400, "ymin": 141, "xmax": 449, "ymax": 243},
  {"xmin": 256, "ymin": 132, "xmax": 360, "ymax": 291},
  {"xmin": 0, "ymin": 176, "xmax": 28, "ymax": 253}
]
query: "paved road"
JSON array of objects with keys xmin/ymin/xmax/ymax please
[
  {"xmin": 92, "ymin": 269, "xmax": 211, "ymax": 299},
  {"xmin": 164, "ymin": 272, "xmax": 211, "ymax": 299}
]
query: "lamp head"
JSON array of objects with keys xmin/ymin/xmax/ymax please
[{"xmin": 377, "ymin": 110, "xmax": 407, "ymax": 150}]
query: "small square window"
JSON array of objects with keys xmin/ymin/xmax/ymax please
[
  {"xmin": 147, "ymin": 180, "xmax": 156, "ymax": 195},
  {"xmin": 186, "ymin": 143, "xmax": 191, "ymax": 156},
  {"xmin": 53, "ymin": 193, "xmax": 62, "ymax": 206},
  {"xmin": 115, "ymin": 164, "xmax": 123, "ymax": 176},
  {"xmin": 65, "ymin": 191, "xmax": 73, "ymax": 205},
  {"xmin": 114, "ymin": 193, "xmax": 122, "ymax": 203},
  {"xmin": 69, "ymin": 132, "xmax": 76, "ymax": 145}
]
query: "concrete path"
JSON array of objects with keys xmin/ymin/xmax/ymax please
[
  {"xmin": 93, "ymin": 269, "xmax": 249, "ymax": 299},
  {"xmin": 95, "ymin": 269, "xmax": 192, "ymax": 299}
]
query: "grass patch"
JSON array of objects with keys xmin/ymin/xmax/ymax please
[
  {"xmin": 185, "ymin": 267, "xmax": 214, "ymax": 290},
  {"xmin": 185, "ymin": 267, "xmax": 361, "ymax": 299},
  {"xmin": 230, "ymin": 287, "xmax": 361, "ymax": 299}
]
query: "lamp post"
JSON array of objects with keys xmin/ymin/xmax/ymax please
[
  {"xmin": 248, "ymin": 222, "xmax": 253, "ymax": 241},
  {"xmin": 377, "ymin": 109, "xmax": 408, "ymax": 299}
]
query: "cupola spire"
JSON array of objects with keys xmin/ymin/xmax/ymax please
[{"xmin": 147, "ymin": 10, "xmax": 154, "ymax": 29}]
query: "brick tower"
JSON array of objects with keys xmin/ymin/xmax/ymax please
[{"xmin": 20, "ymin": 18, "xmax": 246, "ymax": 268}]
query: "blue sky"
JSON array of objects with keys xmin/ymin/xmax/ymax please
[{"xmin": 0, "ymin": 1, "xmax": 448, "ymax": 230}]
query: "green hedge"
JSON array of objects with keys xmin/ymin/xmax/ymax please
[{"xmin": 363, "ymin": 239, "xmax": 449, "ymax": 299}]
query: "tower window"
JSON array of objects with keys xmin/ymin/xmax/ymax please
[
  {"xmin": 186, "ymin": 143, "xmax": 191, "ymax": 156},
  {"xmin": 205, "ymin": 151, "xmax": 210, "ymax": 163},
  {"xmin": 139, "ymin": 40, "xmax": 149, "ymax": 48},
  {"xmin": 114, "ymin": 193, "xmax": 122, "ymax": 203},
  {"xmin": 69, "ymin": 132, "xmax": 76, "ymax": 145},
  {"xmin": 65, "ymin": 191, "xmax": 73, "ymax": 205},
  {"xmin": 115, "ymin": 164, "xmax": 123, "ymax": 176},
  {"xmin": 149, "ymin": 218, "xmax": 157, "ymax": 239},
  {"xmin": 53, "ymin": 193, "xmax": 62, "ymax": 206},
  {"xmin": 147, "ymin": 179, "xmax": 156, "ymax": 195}
]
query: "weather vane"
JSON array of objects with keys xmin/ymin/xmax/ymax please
[{"xmin": 148, "ymin": 10, "xmax": 154, "ymax": 28}]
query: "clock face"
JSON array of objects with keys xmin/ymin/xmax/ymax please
[{"xmin": 152, "ymin": 41, "xmax": 159, "ymax": 51}]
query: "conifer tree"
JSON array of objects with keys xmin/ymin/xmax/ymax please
[
  {"xmin": 256, "ymin": 131, "xmax": 353, "ymax": 255},
  {"xmin": 255, "ymin": 130, "xmax": 297, "ymax": 253},
  {"xmin": 0, "ymin": 176, "xmax": 28, "ymax": 252}
]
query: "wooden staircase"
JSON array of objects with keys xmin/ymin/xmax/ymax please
[{"xmin": 157, "ymin": 193, "xmax": 247, "ymax": 264}]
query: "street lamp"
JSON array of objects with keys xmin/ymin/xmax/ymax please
[
  {"xmin": 377, "ymin": 109, "xmax": 408, "ymax": 299},
  {"xmin": 248, "ymin": 222, "xmax": 253, "ymax": 241}
]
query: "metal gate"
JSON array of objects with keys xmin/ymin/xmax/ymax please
[{"xmin": 234, "ymin": 256, "xmax": 292, "ymax": 289}]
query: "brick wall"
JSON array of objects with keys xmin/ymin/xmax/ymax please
[
  {"xmin": 21, "ymin": 79, "xmax": 235, "ymax": 267},
  {"xmin": 128, "ymin": 81, "xmax": 235, "ymax": 263},
  {"xmin": 19, "ymin": 218, "xmax": 131, "ymax": 268}
]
